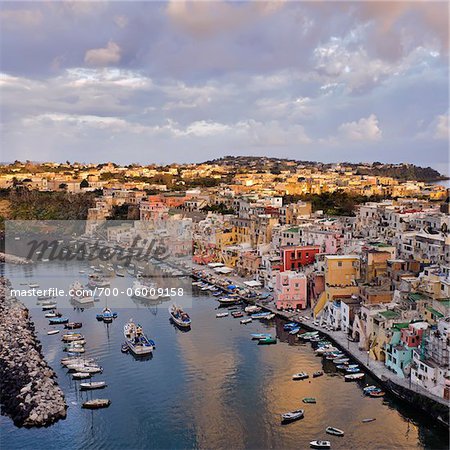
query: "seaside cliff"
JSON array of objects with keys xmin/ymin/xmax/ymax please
[{"xmin": 0, "ymin": 278, "xmax": 67, "ymax": 427}]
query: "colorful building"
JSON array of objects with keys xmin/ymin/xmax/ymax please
[{"xmin": 275, "ymin": 271, "xmax": 307, "ymax": 310}]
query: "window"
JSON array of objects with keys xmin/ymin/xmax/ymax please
[{"xmin": 338, "ymin": 261, "xmax": 342, "ymax": 267}]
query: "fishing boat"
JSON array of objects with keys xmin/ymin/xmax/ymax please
[
  {"xmin": 344, "ymin": 373, "xmax": 365, "ymax": 381},
  {"xmin": 65, "ymin": 322, "xmax": 82, "ymax": 329},
  {"xmin": 80, "ymin": 381, "xmax": 107, "ymax": 390},
  {"xmin": 258, "ymin": 337, "xmax": 277, "ymax": 345},
  {"xmin": 251, "ymin": 333, "xmax": 272, "ymax": 340},
  {"xmin": 47, "ymin": 330, "xmax": 60, "ymax": 335},
  {"xmin": 123, "ymin": 320, "xmax": 155, "ymax": 356},
  {"xmin": 310, "ymin": 441, "xmax": 331, "ymax": 449},
  {"xmin": 72, "ymin": 372, "xmax": 91, "ymax": 379},
  {"xmin": 281, "ymin": 409, "xmax": 304, "ymax": 423},
  {"xmin": 49, "ymin": 317, "xmax": 69, "ymax": 325},
  {"xmin": 303, "ymin": 397, "xmax": 317, "ymax": 404},
  {"xmin": 216, "ymin": 312, "xmax": 228, "ymax": 318},
  {"xmin": 82, "ymin": 399, "xmax": 111, "ymax": 409},
  {"xmin": 231, "ymin": 311, "xmax": 244, "ymax": 318},
  {"xmin": 240, "ymin": 318, "xmax": 252, "ymax": 324},
  {"xmin": 121, "ymin": 343, "xmax": 129, "ymax": 353},
  {"xmin": 362, "ymin": 418, "xmax": 376, "ymax": 423},
  {"xmin": 313, "ymin": 371, "xmax": 324, "ymax": 378},
  {"xmin": 45, "ymin": 312, "xmax": 57, "ymax": 318},
  {"xmin": 169, "ymin": 304, "xmax": 192, "ymax": 328},
  {"xmin": 244, "ymin": 305, "xmax": 261, "ymax": 314},
  {"xmin": 369, "ymin": 389, "xmax": 385, "ymax": 398},
  {"xmin": 97, "ymin": 307, "xmax": 117, "ymax": 323},
  {"xmin": 292, "ymin": 372, "xmax": 309, "ymax": 380},
  {"xmin": 326, "ymin": 426, "xmax": 344, "ymax": 436}
]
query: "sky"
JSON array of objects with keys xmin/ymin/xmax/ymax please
[{"xmin": 0, "ymin": 1, "xmax": 449, "ymax": 174}]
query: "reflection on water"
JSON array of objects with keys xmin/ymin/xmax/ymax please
[{"xmin": 1, "ymin": 262, "xmax": 448, "ymax": 450}]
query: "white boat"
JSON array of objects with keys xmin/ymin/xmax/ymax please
[
  {"xmin": 72, "ymin": 372, "xmax": 91, "ymax": 379},
  {"xmin": 130, "ymin": 281, "xmax": 160, "ymax": 301},
  {"xmin": 70, "ymin": 281, "xmax": 94, "ymax": 304},
  {"xmin": 240, "ymin": 318, "xmax": 252, "ymax": 324},
  {"xmin": 45, "ymin": 313, "xmax": 58, "ymax": 318},
  {"xmin": 62, "ymin": 333, "xmax": 84, "ymax": 341},
  {"xmin": 344, "ymin": 373, "xmax": 365, "ymax": 381},
  {"xmin": 80, "ymin": 381, "xmax": 107, "ymax": 390},
  {"xmin": 216, "ymin": 312, "xmax": 228, "ymax": 318},
  {"xmin": 47, "ymin": 330, "xmax": 60, "ymax": 335},
  {"xmin": 310, "ymin": 441, "xmax": 331, "ymax": 449},
  {"xmin": 281, "ymin": 409, "xmax": 304, "ymax": 423},
  {"xmin": 262, "ymin": 313, "xmax": 275, "ymax": 320},
  {"xmin": 29, "ymin": 283, "xmax": 39, "ymax": 288},
  {"xmin": 169, "ymin": 304, "xmax": 191, "ymax": 328},
  {"xmin": 326, "ymin": 426, "xmax": 344, "ymax": 436},
  {"xmin": 292, "ymin": 372, "xmax": 309, "ymax": 380},
  {"xmin": 61, "ymin": 357, "xmax": 96, "ymax": 367},
  {"xmin": 68, "ymin": 365, "xmax": 102, "ymax": 374},
  {"xmin": 244, "ymin": 305, "xmax": 261, "ymax": 314},
  {"xmin": 88, "ymin": 274, "xmax": 110, "ymax": 288},
  {"xmin": 42, "ymin": 303, "xmax": 57, "ymax": 310},
  {"xmin": 123, "ymin": 320, "xmax": 155, "ymax": 356}
]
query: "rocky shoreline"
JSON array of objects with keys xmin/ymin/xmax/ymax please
[{"xmin": 0, "ymin": 277, "xmax": 67, "ymax": 427}]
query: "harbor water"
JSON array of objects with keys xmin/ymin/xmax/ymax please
[{"xmin": 1, "ymin": 262, "xmax": 448, "ymax": 450}]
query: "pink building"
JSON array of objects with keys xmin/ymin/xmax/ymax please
[{"xmin": 275, "ymin": 271, "xmax": 307, "ymax": 310}]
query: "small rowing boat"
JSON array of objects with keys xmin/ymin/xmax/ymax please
[
  {"xmin": 231, "ymin": 311, "xmax": 244, "ymax": 318},
  {"xmin": 369, "ymin": 389, "xmax": 385, "ymax": 398},
  {"xmin": 80, "ymin": 381, "xmax": 107, "ymax": 390},
  {"xmin": 326, "ymin": 426, "xmax": 344, "ymax": 436},
  {"xmin": 258, "ymin": 337, "xmax": 277, "ymax": 345},
  {"xmin": 240, "ymin": 318, "xmax": 252, "ymax": 324},
  {"xmin": 72, "ymin": 372, "xmax": 91, "ymax": 379},
  {"xmin": 362, "ymin": 418, "xmax": 376, "ymax": 423},
  {"xmin": 47, "ymin": 330, "xmax": 60, "ymax": 335},
  {"xmin": 344, "ymin": 373, "xmax": 365, "ymax": 381},
  {"xmin": 303, "ymin": 397, "xmax": 317, "ymax": 404},
  {"xmin": 216, "ymin": 312, "xmax": 228, "ymax": 318},
  {"xmin": 312, "ymin": 371, "xmax": 324, "ymax": 378},
  {"xmin": 82, "ymin": 399, "xmax": 111, "ymax": 409}
]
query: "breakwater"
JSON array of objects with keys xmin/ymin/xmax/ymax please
[{"xmin": 0, "ymin": 278, "xmax": 67, "ymax": 427}]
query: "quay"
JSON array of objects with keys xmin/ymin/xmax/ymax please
[{"xmin": 190, "ymin": 266, "xmax": 450, "ymax": 430}]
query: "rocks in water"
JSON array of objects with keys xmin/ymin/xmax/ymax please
[{"xmin": 0, "ymin": 277, "xmax": 67, "ymax": 427}]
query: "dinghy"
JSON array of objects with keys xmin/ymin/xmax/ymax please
[
  {"xmin": 47, "ymin": 330, "xmax": 60, "ymax": 335},
  {"xmin": 80, "ymin": 381, "xmax": 107, "ymax": 390},
  {"xmin": 344, "ymin": 373, "xmax": 365, "ymax": 381},
  {"xmin": 82, "ymin": 399, "xmax": 111, "ymax": 409},
  {"xmin": 281, "ymin": 408, "xmax": 304, "ymax": 423},
  {"xmin": 326, "ymin": 426, "xmax": 344, "ymax": 436}
]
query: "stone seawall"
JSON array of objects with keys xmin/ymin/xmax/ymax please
[{"xmin": 0, "ymin": 278, "xmax": 67, "ymax": 427}]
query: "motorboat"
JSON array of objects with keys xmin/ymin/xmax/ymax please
[
  {"xmin": 72, "ymin": 372, "xmax": 91, "ymax": 379},
  {"xmin": 80, "ymin": 381, "xmax": 107, "ymax": 390},
  {"xmin": 292, "ymin": 372, "xmax": 309, "ymax": 380},
  {"xmin": 231, "ymin": 311, "xmax": 244, "ymax": 318},
  {"xmin": 70, "ymin": 281, "xmax": 94, "ymax": 304},
  {"xmin": 130, "ymin": 281, "xmax": 160, "ymax": 301},
  {"xmin": 218, "ymin": 297, "xmax": 239, "ymax": 306},
  {"xmin": 216, "ymin": 312, "xmax": 228, "ymax": 318},
  {"xmin": 65, "ymin": 322, "xmax": 82, "ymax": 329},
  {"xmin": 87, "ymin": 274, "xmax": 110, "ymax": 288},
  {"xmin": 363, "ymin": 385, "xmax": 378, "ymax": 394},
  {"xmin": 262, "ymin": 313, "xmax": 275, "ymax": 320},
  {"xmin": 369, "ymin": 389, "xmax": 385, "ymax": 398},
  {"xmin": 123, "ymin": 320, "xmax": 155, "ymax": 356},
  {"xmin": 312, "ymin": 371, "xmax": 324, "ymax": 378},
  {"xmin": 283, "ymin": 322, "xmax": 298, "ymax": 331},
  {"xmin": 244, "ymin": 305, "xmax": 261, "ymax": 314},
  {"xmin": 97, "ymin": 307, "xmax": 117, "ymax": 323},
  {"xmin": 61, "ymin": 357, "xmax": 96, "ymax": 367},
  {"xmin": 62, "ymin": 333, "xmax": 84, "ymax": 341},
  {"xmin": 310, "ymin": 440, "xmax": 331, "ymax": 449},
  {"xmin": 345, "ymin": 367, "xmax": 360, "ymax": 374},
  {"xmin": 169, "ymin": 304, "xmax": 192, "ymax": 328},
  {"xmin": 49, "ymin": 317, "xmax": 69, "ymax": 325},
  {"xmin": 251, "ymin": 333, "xmax": 272, "ymax": 340},
  {"xmin": 47, "ymin": 330, "xmax": 60, "ymax": 335},
  {"xmin": 289, "ymin": 327, "xmax": 301, "ymax": 335},
  {"xmin": 42, "ymin": 303, "xmax": 57, "ymax": 311},
  {"xmin": 281, "ymin": 409, "xmax": 304, "ymax": 423},
  {"xmin": 240, "ymin": 318, "xmax": 252, "ymax": 324},
  {"xmin": 258, "ymin": 337, "xmax": 277, "ymax": 345},
  {"xmin": 251, "ymin": 311, "xmax": 272, "ymax": 319},
  {"xmin": 326, "ymin": 426, "xmax": 344, "ymax": 436},
  {"xmin": 82, "ymin": 399, "xmax": 111, "ymax": 409}
]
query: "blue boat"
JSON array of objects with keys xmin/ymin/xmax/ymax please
[
  {"xmin": 124, "ymin": 320, "xmax": 155, "ymax": 356},
  {"xmin": 251, "ymin": 333, "xmax": 272, "ymax": 340},
  {"xmin": 49, "ymin": 317, "xmax": 69, "ymax": 325},
  {"xmin": 96, "ymin": 308, "xmax": 118, "ymax": 322},
  {"xmin": 283, "ymin": 322, "xmax": 298, "ymax": 331},
  {"xmin": 251, "ymin": 311, "xmax": 272, "ymax": 319},
  {"xmin": 289, "ymin": 327, "xmax": 301, "ymax": 334}
]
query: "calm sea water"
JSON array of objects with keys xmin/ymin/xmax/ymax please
[{"xmin": 1, "ymin": 262, "xmax": 448, "ymax": 450}]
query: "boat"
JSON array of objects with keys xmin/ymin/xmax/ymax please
[
  {"xmin": 344, "ymin": 373, "xmax": 365, "ymax": 381},
  {"xmin": 64, "ymin": 346, "xmax": 85, "ymax": 353},
  {"xmin": 82, "ymin": 399, "xmax": 111, "ymax": 409},
  {"xmin": 289, "ymin": 327, "xmax": 301, "ymax": 335},
  {"xmin": 72, "ymin": 372, "xmax": 91, "ymax": 379},
  {"xmin": 300, "ymin": 331, "xmax": 319, "ymax": 340},
  {"xmin": 47, "ymin": 330, "xmax": 60, "ymax": 335},
  {"xmin": 61, "ymin": 357, "xmax": 96, "ymax": 366},
  {"xmin": 116, "ymin": 271, "xmax": 125, "ymax": 277},
  {"xmin": 310, "ymin": 440, "xmax": 331, "ymax": 449},
  {"xmin": 281, "ymin": 408, "xmax": 304, "ymax": 423},
  {"xmin": 345, "ymin": 367, "xmax": 360, "ymax": 373},
  {"xmin": 62, "ymin": 333, "xmax": 84, "ymax": 341},
  {"xmin": 65, "ymin": 322, "xmax": 82, "ymax": 329},
  {"xmin": 283, "ymin": 322, "xmax": 298, "ymax": 331},
  {"xmin": 313, "ymin": 371, "xmax": 324, "ymax": 378},
  {"xmin": 240, "ymin": 318, "xmax": 252, "ymax": 324},
  {"xmin": 251, "ymin": 333, "xmax": 272, "ymax": 340},
  {"xmin": 251, "ymin": 311, "xmax": 272, "ymax": 319},
  {"xmin": 326, "ymin": 426, "xmax": 344, "ymax": 436},
  {"xmin": 45, "ymin": 313, "xmax": 58, "ymax": 318},
  {"xmin": 169, "ymin": 304, "xmax": 192, "ymax": 328},
  {"xmin": 87, "ymin": 274, "xmax": 110, "ymax": 288},
  {"xmin": 258, "ymin": 337, "xmax": 277, "ymax": 345},
  {"xmin": 37, "ymin": 295, "xmax": 53, "ymax": 301},
  {"xmin": 42, "ymin": 303, "xmax": 57, "ymax": 311},
  {"xmin": 333, "ymin": 358, "xmax": 349, "ymax": 364},
  {"xmin": 218, "ymin": 297, "xmax": 239, "ymax": 306},
  {"xmin": 71, "ymin": 366, "xmax": 102, "ymax": 374},
  {"xmin": 80, "ymin": 381, "xmax": 107, "ymax": 390},
  {"xmin": 216, "ymin": 312, "xmax": 228, "ymax": 318},
  {"xmin": 121, "ymin": 342, "xmax": 129, "ymax": 353},
  {"xmin": 362, "ymin": 418, "xmax": 376, "ymax": 423},
  {"xmin": 123, "ymin": 320, "xmax": 155, "ymax": 356},
  {"xmin": 262, "ymin": 313, "xmax": 275, "ymax": 320},
  {"xmin": 49, "ymin": 317, "xmax": 69, "ymax": 325},
  {"xmin": 97, "ymin": 307, "xmax": 117, "ymax": 323},
  {"xmin": 363, "ymin": 385, "xmax": 378, "ymax": 394},
  {"xmin": 29, "ymin": 283, "xmax": 39, "ymax": 288},
  {"xmin": 244, "ymin": 305, "xmax": 261, "ymax": 314},
  {"xmin": 231, "ymin": 311, "xmax": 244, "ymax": 318},
  {"xmin": 292, "ymin": 372, "xmax": 309, "ymax": 380},
  {"xmin": 369, "ymin": 389, "xmax": 385, "ymax": 398},
  {"xmin": 130, "ymin": 281, "xmax": 160, "ymax": 301},
  {"xmin": 303, "ymin": 397, "xmax": 317, "ymax": 404}
]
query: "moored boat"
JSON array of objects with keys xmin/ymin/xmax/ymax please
[
  {"xmin": 344, "ymin": 373, "xmax": 365, "ymax": 381},
  {"xmin": 82, "ymin": 399, "xmax": 111, "ymax": 409},
  {"xmin": 310, "ymin": 440, "xmax": 331, "ymax": 449},
  {"xmin": 258, "ymin": 337, "xmax": 277, "ymax": 345},
  {"xmin": 240, "ymin": 318, "xmax": 252, "ymax": 324},
  {"xmin": 65, "ymin": 322, "xmax": 82, "ymax": 329},
  {"xmin": 281, "ymin": 408, "xmax": 304, "ymax": 423},
  {"xmin": 169, "ymin": 304, "xmax": 192, "ymax": 328},
  {"xmin": 362, "ymin": 418, "xmax": 376, "ymax": 423},
  {"xmin": 216, "ymin": 312, "xmax": 228, "ymax": 318},
  {"xmin": 292, "ymin": 372, "xmax": 309, "ymax": 380},
  {"xmin": 218, "ymin": 297, "xmax": 239, "ymax": 306},
  {"xmin": 124, "ymin": 320, "xmax": 155, "ymax": 356},
  {"xmin": 72, "ymin": 372, "xmax": 91, "ymax": 379},
  {"xmin": 47, "ymin": 330, "xmax": 60, "ymax": 335},
  {"xmin": 251, "ymin": 333, "xmax": 271, "ymax": 340},
  {"xmin": 80, "ymin": 381, "xmax": 107, "ymax": 390},
  {"xmin": 251, "ymin": 311, "xmax": 272, "ymax": 319},
  {"xmin": 42, "ymin": 303, "xmax": 57, "ymax": 311},
  {"xmin": 369, "ymin": 389, "xmax": 385, "ymax": 397},
  {"xmin": 49, "ymin": 317, "xmax": 69, "ymax": 325},
  {"xmin": 231, "ymin": 311, "xmax": 244, "ymax": 318},
  {"xmin": 62, "ymin": 333, "xmax": 84, "ymax": 341},
  {"xmin": 303, "ymin": 397, "xmax": 317, "ymax": 404},
  {"xmin": 312, "ymin": 371, "xmax": 324, "ymax": 378},
  {"xmin": 326, "ymin": 426, "xmax": 344, "ymax": 436},
  {"xmin": 121, "ymin": 342, "xmax": 129, "ymax": 353}
]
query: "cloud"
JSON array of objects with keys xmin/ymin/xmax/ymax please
[
  {"xmin": 0, "ymin": 8, "xmax": 43, "ymax": 28},
  {"xmin": 84, "ymin": 41, "xmax": 121, "ymax": 67},
  {"xmin": 114, "ymin": 15, "xmax": 129, "ymax": 29},
  {"xmin": 338, "ymin": 114, "xmax": 382, "ymax": 141},
  {"xmin": 434, "ymin": 114, "xmax": 449, "ymax": 140}
]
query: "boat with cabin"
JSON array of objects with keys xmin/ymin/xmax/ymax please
[
  {"xmin": 123, "ymin": 320, "xmax": 155, "ymax": 356},
  {"xmin": 310, "ymin": 440, "xmax": 331, "ymax": 449},
  {"xmin": 169, "ymin": 304, "xmax": 192, "ymax": 328},
  {"xmin": 292, "ymin": 372, "xmax": 309, "ymax": 380}
]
